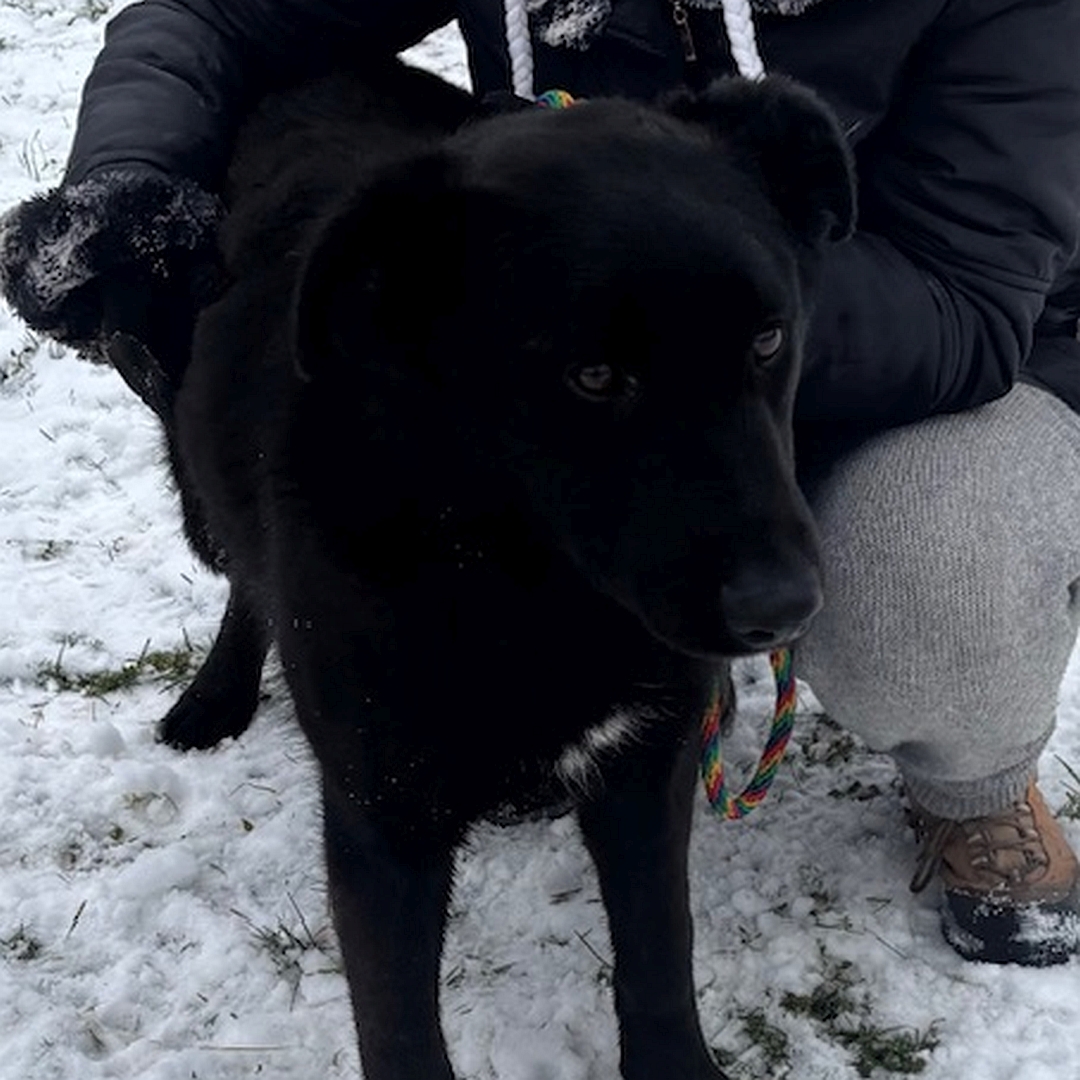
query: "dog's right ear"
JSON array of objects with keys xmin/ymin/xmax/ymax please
[
  {"xmin": 665, "ymin": 76, "xmax": 856, "ymax": 248},
  {"xmin": 291, "ymin": 153, "xmax": 468, "ymax": 383}
]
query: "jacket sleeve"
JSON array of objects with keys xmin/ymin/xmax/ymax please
[
  {"xmin": 795, "ymin": 0, "xmax": 1080, "ymax": 437},
  {"xmin": 65, "ymin": 0, "xmax": 455, "ymax": 187}
]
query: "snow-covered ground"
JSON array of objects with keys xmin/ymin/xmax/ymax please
[{"xmin": 2, "ymin": 6, "xmax": 1080, "ymax": 1079}]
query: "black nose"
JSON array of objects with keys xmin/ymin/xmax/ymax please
[{"xmin": 721, "ymin": 565, "xmax": 823, "ymax": 651}]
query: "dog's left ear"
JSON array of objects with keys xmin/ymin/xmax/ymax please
[
  {"xmin": 290, "ymin": 152, "xmax": 469, "ymax": 383},
  {"xmin": 666, "ymin": 76, "xmax": 856, "ymax": 247}
]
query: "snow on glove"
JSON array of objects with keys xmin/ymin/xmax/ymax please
[{"xmin": 0, "ymin": 169, "xmax": 224, "ymax": 356}]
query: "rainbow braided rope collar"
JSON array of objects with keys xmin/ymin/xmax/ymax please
[
  {"xmin": 535, "ymin": 88, "xmax": 577, "ymax": 109},
  {"xmin": 701, "ymin": 648, "xmax": 796, "ymax": 820}
]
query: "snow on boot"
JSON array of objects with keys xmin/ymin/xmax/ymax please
[{"xmin": 910, "ymin": 783, "xmax": 1080, "ymax": 966}]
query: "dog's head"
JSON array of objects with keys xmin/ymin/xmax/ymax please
[{"xmin": 292, "ymin": 77, "xmax": 855, "ymax": 658}]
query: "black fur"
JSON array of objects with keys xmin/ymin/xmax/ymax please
[{"xmin": 164, "ymin": 63, "xmax": 853, "ymax": 1080}]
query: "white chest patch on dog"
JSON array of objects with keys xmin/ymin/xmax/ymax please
[{"xmin": 555, "ymin": 708, "xmax": 645, "ymax": 792}]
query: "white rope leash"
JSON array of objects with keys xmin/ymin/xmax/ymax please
[
  {"xmin": 501, "ymin": 0, "xmax": 765, "ymax": 99},
  {"xmin": 504, "ymin": 0, "xmax": 535, "ymax": 99},
  {"xmin": 720, "ymin": 0, "xmax": 766, "ymax": 80}
]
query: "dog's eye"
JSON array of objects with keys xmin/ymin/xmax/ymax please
[
  {"xmin": 565, "ymin": 362, "xmax": 637, "ymax": 402},
  {"xmin": 575, "ymin": 364, "xmax": 615, "ymax": 395},
  {"xmin": 752, "ymin": 325, "xmax": 785, "ymax": 362}
]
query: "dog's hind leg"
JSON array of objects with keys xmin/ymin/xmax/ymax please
[
  {"xmin": 158, "ymin": 583, "xmax": 269, "ymax": 749},
  {"xmin": 577, "ymin": 733, "xmax": 729, "ymax": 1080},
  {"xmin": 105, "ymin": 333, "xmax": 267, "ymax": 749},
  {"xmin": 322, "ymin": 789, "xmax": 457, "ymax": 1080}
]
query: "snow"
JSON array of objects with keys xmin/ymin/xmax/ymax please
[{"xmin": 2, "ymin": 6, "xmax": 1080, "ymax": 1079}]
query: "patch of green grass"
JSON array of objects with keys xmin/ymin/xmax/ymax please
[
  {"xmin": 242, "ymin": 905, "xmax": 340, "ymax": 1006},
  {"xmin": 141, "ymin": 647, "xmax": 200, "ymax": 684},
  {"xmin": 781, "ymin": 957, "xmax": 860, "ymax": 1024},
  {"xmin": 832, "ymin": 1023, "xmax": 941, "ymax": 1078},
  {"xmin": 36, "ymin": 639, "xmax": 199, "ymax": 697},
  {"xmin": 710, "ymin": 1007, "xmax": 796, "ymax": 1078},
  {"xmin": 252, "ymin": 921, "xmax": 315, "ymax": 978},
  {"xmin": 740, "ymin": 1008, "xmax": 792, "ymax": 1071},
  {"xmin": 780, "ymin": 951, "xmax": 940, "ymax": 1077}
]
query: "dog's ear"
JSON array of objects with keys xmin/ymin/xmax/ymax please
[
  {"xmin": 665, "ymin": 76, "xmax": 856, "ymax": 247},
  {"xmin": 291, "ymin": 153, "xmax": 468, "ymax": 383}
]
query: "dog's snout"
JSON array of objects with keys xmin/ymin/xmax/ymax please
[{"xmin": 721, "ymin": 564, "xmax": 823, "ymax": 651}]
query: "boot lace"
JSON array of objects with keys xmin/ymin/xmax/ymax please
[{"xmin": 909, "ymin": 799, "xmax": 1048, "ymax": 894}]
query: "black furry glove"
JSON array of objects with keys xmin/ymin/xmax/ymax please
[{"xmin": 0, "ymin": 169, "xmax": 225, "ymax": 396}]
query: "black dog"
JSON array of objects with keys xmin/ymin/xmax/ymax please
[{"xmin": 160, "ymin": 62, "xmax": 853, "ymax": 1080}]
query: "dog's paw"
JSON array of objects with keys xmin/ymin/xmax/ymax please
[{"xmin": 157, "ymin": 680, "xmax": 262, "ymax": 750}]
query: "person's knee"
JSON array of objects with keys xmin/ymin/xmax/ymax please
[{"xmin": 795, "ymin": 403, "xmax": 1077, "ymax": 754}]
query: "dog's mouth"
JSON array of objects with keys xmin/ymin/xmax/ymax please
[
  {"xmin": 627, "ymin": 563, "xmax": 823, "ymax": 659},
  {"xmin": 641, "ymin": 612, "xmax": 814, "ymax": 660}
]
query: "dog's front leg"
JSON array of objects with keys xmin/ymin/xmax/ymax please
[
  {"xmin": 322, "ymin": 785, "xmax": 457, "ymax": 1080},
  {"xmin": 158, "ymin": 583, "xmax": 269, "ymax": 749},
  {"xmin": 577, "ymin": 733, "xmax": 728, "ymax": 1080}
]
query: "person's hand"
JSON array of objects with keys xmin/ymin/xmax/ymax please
[{"xmin": 0, "ymin": 169, "xmax": 224, "ymax": 406}]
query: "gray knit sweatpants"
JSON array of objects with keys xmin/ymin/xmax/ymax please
[{"xmin": 795, "ymin": 382, "xmax": 1080, "ymax": 820}]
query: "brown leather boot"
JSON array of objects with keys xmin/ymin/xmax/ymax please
[{"xmin": 909, "ymin": 782, "xmax": 1080, "ymax": 965}]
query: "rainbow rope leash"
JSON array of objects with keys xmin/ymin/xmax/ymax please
[{"xmin": 701, "ymin": 648, "xmax": 796, "ymax": 820}]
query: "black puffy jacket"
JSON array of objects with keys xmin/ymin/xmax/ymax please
[{"xmin": 61, "ymin": 0, "xmax": 1080, "ymax": 446}]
